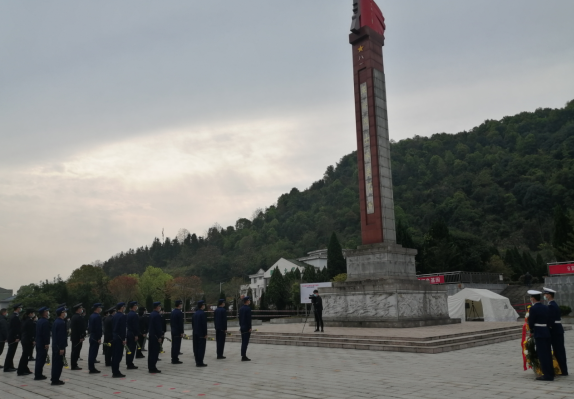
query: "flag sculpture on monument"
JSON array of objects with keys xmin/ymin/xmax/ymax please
[{"xmin": 321, "ymin": 0, "xmax": 458, "ymax": 328}]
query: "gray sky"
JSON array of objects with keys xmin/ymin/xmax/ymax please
[{"xmin": 1, "ymin": 0, "xmax": 573, "ymax": 292}]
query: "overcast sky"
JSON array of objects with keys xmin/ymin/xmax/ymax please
[{"xmin": 1, "ymin": 1, "xmax": 573, "ymax": 292}]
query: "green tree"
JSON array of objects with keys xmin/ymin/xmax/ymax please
[
  {"xmin": 67, "ymin": 264, "xmax": 112, "ymax": 306},
  {"xmin": 302, "ymin": 265, "xmax": 317, "ymax": 283},
  {"xmin": 553, "ymin": 206, "xmax": 574, "ymax": 261},
  {"xmin": 139, "ymin": 266, "xmax": 173, "ymax": 302},
  {"xmin": 327, "ymin": 232, "xmax": 347, "ymax": 279},
  {"xmin": 266, "ymin": 267, "xmax": 288, "ymax": 310},
  {"xmin": 259, "ymin": 291, "xmax": 268, "ymax": 310}
]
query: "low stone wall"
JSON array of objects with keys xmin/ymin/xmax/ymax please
[
  {"xmin": 269, "ymin": 317, "xmax": 305, "ymax": 324},
  {"xmin": 544, "ymin": 275, "xmax": 574, "ymax": 310}
]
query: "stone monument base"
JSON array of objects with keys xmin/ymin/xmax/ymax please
[{"xmin": 321, "ymin": 244, "xmax": 459, "ymax": 328}]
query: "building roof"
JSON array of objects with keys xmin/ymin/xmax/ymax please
[{"xmin": 285, "ymin": 259, "xmax": 313, "ymax": 269}]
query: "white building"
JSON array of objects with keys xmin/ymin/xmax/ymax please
[{"xmin": 240, "ymin": 249, "xmax": 346, "ymax": 304}]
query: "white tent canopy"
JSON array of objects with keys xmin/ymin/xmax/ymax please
[{"xmin": 448, "ymin": 288, "xmax": 519, "ymax": 322}]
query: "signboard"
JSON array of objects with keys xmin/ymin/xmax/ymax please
[
  {"xmin": 300, "ymin": 282, "xmax": 332, "ymax": 304},
  {"xmin": 417, "ymin": 275, "xmax": 445, "ymax": 285},
  {"xmin": 548, "ymin": 263, "xmax": 574, "ymax": 276}
]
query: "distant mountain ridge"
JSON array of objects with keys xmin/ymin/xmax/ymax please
[{"xmin": 102, "ymin": 100, "xmax": 574, "ymax": 283}]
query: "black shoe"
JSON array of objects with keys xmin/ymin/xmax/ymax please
[
  {"xmin": 157, "ymin": 358, "xmax": 162, "ymax": 361},
  {"xmin": 171, "ymin": 361, "xmax": 183, "ymax": 364},
  {"xmin": 136, "ymin": 355, "xmax": 145, "ymax": 359},
  {"xmin": 105, "ymin": 363, "xmax": 111, "ymax": 367},
  {"xmin": 34, "ymin": 375, "xmax": 48, "ymax": 380},
  {"xmin": 112, "ymin": 373, "xmax": 126, "ymax": 378},
  {"xmin": 196, "ymin": 364, "xmax": 207, "ymax": 367},
  {"xmin": 179, "ymin": 352, "xmax": 183, "ymax": 355},
  {"xmin": 18, "ymin": 371, "xmax": 32, "ymax": 376},
  {"xmin": 536, "ymin": 376, "xmax": 553, "ymax": 381},
  {"xmin": 29, "ymin": 357, "xmax": 35, "ymax": 361},
  {"xmin": 4, "ymin": 368, "xmax": 17, "ymax": 372},
  {"xmin": 51, "ymin": 380, "xmax": 65, "ymax": 386},
  {"xmin": 241, "ymin": 357, "xmax": 251, "ymax": 361},
  {"xmin": 95, "ymin": 360, "xmax": 100, "ymax": 363},
  {"xmin": 126, "ymin": 365, "xmax": 138, "ymax": 370},
  {"xmin": 142, "ymin": 349, "xmax": 147, "ymax": 352},
  {"xmin": 217, "ymin": 356, "xmax": 226, "ymax": 359},
  {"xmin": 89, "ymin": 369, "xmax": 101, "ymax": 374},
  {"xmin": 314, "ymin": 329, "xmax": 319, "ymax": 332},
  {"xmin": 0, "ymin": 365, "xmax": 3, "ymax": 369},
  {"xmin": 149, "ymin": 369, "xmax": 161, "ymax": 373},
  {"xmin": 71, "ymin": 367, "xmax": 82, "ymax": 371},
  {"xmin": 79, "ymin": 358, "xmax": 83, "ymax": 361}
]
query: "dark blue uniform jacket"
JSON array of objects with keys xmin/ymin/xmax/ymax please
[
  {"xmin": 21, "ymin": 317, "xmax": 35, "ymax": 345},
  {"xmin": 112, "ymin": 311, "xmax": 126, "ymax": 341},
  {"xmin": 88, "ymin": 313, "xmax": 103, "ymax": 340},
  {"xmin": 126, "ymin": 311, "xmax": 140, "ymax": 339},
  {"xmin": 528, "ymin": 302, "xmax": 551, "ymax": 338},
  {"xmin": 214, "ymin": 307, "xmax": 227, "ymax": 331},
  {"xmin": 239, "ymin": 305, "xmax": 252, "ymax": 332},
  {"xmin": 148, "ymin": 311, "xmax": 164, "ymax": 340},
  {"xmin": 36, "ymin": 317, "xmax": 51, "ymax": 347},
  {"xmin": 7, "ymin": 312, "xmax": 21, "ymax": 342},
  {"xmin": 192, "ymin": 309, "xmax": 207, "ymax": 337},
  {"xmin": 170, "ymin": 309, "xmax": 184, "ymax": 336},
  {"xmin": 548, "ymin": 300, "xmax": 564, "ymax": 334},
  {"xmin": 52, "ymin": 318, "xmax": 68, "ymax": 351}
]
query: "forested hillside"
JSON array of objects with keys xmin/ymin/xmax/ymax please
[{"xmin": 103, "ymin": 100, "xmax": 574, "ymax": 286}]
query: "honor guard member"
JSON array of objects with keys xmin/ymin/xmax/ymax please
[
  {"xmin": 103, "ymin": 307, "xmax": 116, "ymax": 367},
  {"xmin": 192, "ymin": 300, "xmax": 208, "ymax": 367},
  {"xmin": 17, "ymin": 309, "xmax": 36, "ymax": 375},
  {"xmin": 148, "ymin": 302, "xmax": 164, "ymax": 373},
  {"xmin": 528, "ymin": 290, "xmax": 554, "ymax": 381},
  {"xmin": 101, "ymin": 308, "xmax": 110, "ymax": 357},
  {"xmin": 126, "ymin": 301, "xmax": 140, "ymax": 370},
  {"xmin": 69, "ymin": 303, "xmax": 86, "ymax": 370},
  {"xmin": 239, "ymin": 297, "xmax": 252, "ymax": 361},
  {"xmin": 111, "ymin": 302, "xmax": 127, "ymax": 378},
  {"xmin": 170, "ymin": 300, "xmax": 184, "ymax": 364},
  {"xmin": 88, "ymin": 303, "xmax": 103, "ymax": 374},
  {"xmin": 137, "ymin": 307, "xmax": 148, "ymax": 358},
  {"xmin": 544, "ymin": 287, "xmax": 568, "ymax": 376},
  {"xmin": 34, "ymin": 307, "xmax": 50, "ymax": 380},
  {"xmin": 0, "ymin": 308, "xmax": 9, "ymax": 370},
  {"xmin": 3, "ymin": 303, "xmax": 23, "ymax": 372},
  {"xmin": 214, "ymin": 299, "xmax": 227, "ymax": 359},
  {"xmin": 51, "ymin": 306, "xmax": 68, "ymax": 386}
]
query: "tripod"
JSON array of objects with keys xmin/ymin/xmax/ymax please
[
  {"xmin": 301, "ymin": 302, "xmax": 315, "ymax": 333},
  {"xmin": 467, "ymin": 301, "xmax": 479, "ymax": 320}
]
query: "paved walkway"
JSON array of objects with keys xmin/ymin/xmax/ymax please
[{"xmin": 1, "ymin": 330, "xmax": 573, "ymax": 399}]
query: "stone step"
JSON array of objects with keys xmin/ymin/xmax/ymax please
[
  {"xmin": 225, "ymin": 328, "xmax": 522, "ymax": 348},
  {"xmin": 221, "ymin": 324, "xmax": 523, "ymax": 342}
]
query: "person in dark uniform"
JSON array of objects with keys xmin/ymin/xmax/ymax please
[
  {"xmin": 136, "ymin": 307, "xmax": 148, "ymax": 358},
  {"xmin": 528, "ymin": 290, "xmax": 554, "ymax": 381},
  {"xmin": 111, "ymin": 302, "xmax": 127, "ymax": 378},
  {"xmin": 126, "ymin": 301, "xmax": 140, "ymax": 370},
  {"xmin": 0, "ymin": 308, "xmax": 8, "ymax": 370},
  {"xmin": 34, "ymin": 307, "xmax": 50, "ymax": 380},
  {"xmin": 87, "ymin": 303, "xmax": 103, "ymax": 374},
  {"xmin": 148, "ymin": 302, "xmax": 164, "ymax": 373},
  {"xmin": 214, "ymin": 299, "xmax": 227, "ymax": 359},
  {"xmin": 29, "ymin": 315, "xmax": 37, "ymax": 361},
  {"xmin": 544, "ymin": 287, "xmax": 568, "ymax": 376},
  {"xmin": 101, "ymin": 309, "xmax": 109, "ymax": 356},
  {"xmin": 311, "ymin": 289, "xmax": 324, "ymax": 332},
  {"xmin": 69, "ymin": 303, "xmax": 86, "ymax": 370},
  {"xmin": 51, "ymin": 306, "xmax": 68, "ymax": 386},
  {"xmin": 170, "ymin": 300, "xmax": 184, "ymax": 364},
  {"xmin": 239, "ymin": 297, "xmax": 252, "ymax": 361},
  {"xmin": 3, "ymin": 303, "xmax": 23, "ymax": 372},
  {"xmin": 103, "ymin": 307, "xmax": 116, "ymax": 367},
  {"xmin": 192, "ymin": 300, "xmax": 208, "ymax": 367},
  {"xmin": 16, "ymin": 309, "xmax": 35, "ymax": 375}
]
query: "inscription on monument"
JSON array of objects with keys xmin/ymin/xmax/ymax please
[{"xmin": 360, "ymin": 82, "xmax": 375, "ymax": 214}]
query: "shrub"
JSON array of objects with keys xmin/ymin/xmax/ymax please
[{"xmin": 559, "ymin": 306, "xmax": 572, "ymax": 317}]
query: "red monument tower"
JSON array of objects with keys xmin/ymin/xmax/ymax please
[
  {"xmin": 320, "ymin": 1, "xmax": 456, "ymax": 328},
  {"xmin": 350, "ymin": 0, "xmax": 395, "ymax": 245}
]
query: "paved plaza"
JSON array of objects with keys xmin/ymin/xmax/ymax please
[{"xmin": 1, "ymin": 329, "xmax": 574, "ymax": 399}]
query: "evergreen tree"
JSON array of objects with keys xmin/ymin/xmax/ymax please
[
  {"xmin": 294, "ymin": 268, "xmax": 302, "ymax": 281},
  {"xmin": 396, "ymin": 220, "xmax": 415, "ymax": 249},
  {"xmin": 259, "ymin": 291, "xmax": 268, "ymax": 310},
  {"xmin": 266, "ymin": 267, "xmax": 288, "ymax": 310},
  {"xmin": 327, "ymin": 232, "xmax": 347, "ymax": 278},
  {"xmin": 553, "ymin": 206, "xmax": 574, "ymax": 261},
  {"xmin": 302, "ymin": 265, "xmax": 317, "ymax": 283}
]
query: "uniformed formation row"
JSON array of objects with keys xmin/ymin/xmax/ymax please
[
  {"xmin": 527, "ymin": 288, "xmax": 569, "ymax": 381},
  {"xmin": 0, "ymin": 296, "xmax": 254, "ymax": 386}
]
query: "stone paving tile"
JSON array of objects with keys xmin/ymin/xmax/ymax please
[{"xmin": 1, "ymin": 329, "xmax": 574, "ymax": 398}]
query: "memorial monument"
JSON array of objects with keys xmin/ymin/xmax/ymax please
[{"xmin": 321, "ymin": 0, "xmax": 458, "ymax": 327}]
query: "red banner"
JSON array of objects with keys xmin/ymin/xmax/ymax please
[
  {"xmin": 418, "ymin": 275, "xmax": 445, "ymax": 284},
  {"xmin": 548, "ymin": 263, "xmax": 574, "ymax": 276}
]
